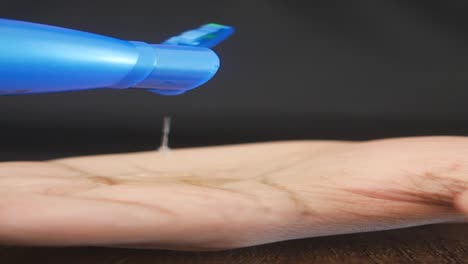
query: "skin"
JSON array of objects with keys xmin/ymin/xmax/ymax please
[{"xmin": 0, "ymin": 136, "xmax": 468, "ymax": 250}]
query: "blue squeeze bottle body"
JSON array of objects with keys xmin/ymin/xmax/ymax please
[{"xmin": 0, "ymin": 19, "xmax": 234, "ymax": 95}]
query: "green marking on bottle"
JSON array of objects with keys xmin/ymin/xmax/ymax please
[{"xmin": 207, "ymin": 23, "xmax": 226, "ymax": 28}]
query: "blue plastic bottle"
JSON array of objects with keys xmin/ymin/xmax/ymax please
[{"xmin": 0, "ymin": 18, "xmax": 234, "ymax": 95}]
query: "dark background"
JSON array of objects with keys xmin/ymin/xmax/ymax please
[{"xmin": 1, "ymin": 0, "xmax": 468, "ymax": 160}]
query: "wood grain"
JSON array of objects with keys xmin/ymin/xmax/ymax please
[{"xmin": 1, "ymin": 224, "xmax": 467, "ymax": 264}]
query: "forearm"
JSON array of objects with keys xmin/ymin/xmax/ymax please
[{"xmin": 0, "ymin": 137, "xmax": 467, "ymax": 250}]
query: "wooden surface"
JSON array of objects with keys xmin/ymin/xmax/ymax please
[{"xmin": 1, "ymin": 224, "xmax": 468, "ymax": 264}]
